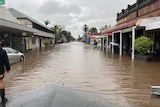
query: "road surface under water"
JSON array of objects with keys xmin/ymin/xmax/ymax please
[{"xmin": 4, "ymin": 42, "xmax": 160, "ymax": 107}]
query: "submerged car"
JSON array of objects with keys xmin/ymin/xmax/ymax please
[{"xmin": 3, "ymin": 47, "xmax": 25, "ymax": 64}]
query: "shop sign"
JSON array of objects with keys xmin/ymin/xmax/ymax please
[{"xmin": 0, "ymin": 0, "xmax": 5, "ymax": 4}]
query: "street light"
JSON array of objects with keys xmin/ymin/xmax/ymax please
[{"xmin": 83, "ymin": 24, "xmax": 89, "ymax": 43}]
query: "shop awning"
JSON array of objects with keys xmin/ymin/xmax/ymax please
[
  {"xmin": 109, "ymin": 19, "xmax": 137, "ymax": 33},
  {"xmin": 101, "ymin": 16, "xmax": 160, "ymax": 36},
  {"xmin": 90, "ymin": 35, "xmax": 101, "ymax": 39},
  {"xmin": 0, "ymin": 18, "xmax": 36, "ymax": 33},
  {"xmin": 107, "ymin": 32, "xmax": 112, "ymax": 36},
  {"xmin": 136, "ymin": 16, "xmax": 160, "ymax": 30},
  {"xmin": 33, "ymin": 29, "xmax": 55, "ymax": 38},
  {"xmin": 101, "ymin": 19, "xmax": 137, "ymax": 36},
  {"xmin": 145, "ymin": 21, "xmax": 160, "ymax": 30},
  {"xmin": 0, "ymin": 18, "xmax": 55, "ymax": 38},
  {"xmin": 100, "ymin": 26, "xmax": 116, "ymax": 35}
]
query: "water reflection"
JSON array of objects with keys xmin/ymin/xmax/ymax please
[{"xmin": 4, "ymin": 42, "xmax": 160, "ymax": 107}]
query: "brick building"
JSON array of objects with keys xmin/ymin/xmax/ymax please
[
  {"xmin": 117, "ymin": 0, "xmax": 160, "ymax": 24},
  {"xmin": 101, "ymin": 0, "xmax": 160, "ymax": 60}
]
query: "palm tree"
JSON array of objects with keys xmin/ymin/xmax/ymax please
[{"xmin": 44, "ymin": 20, "xmax": 50, "ymax": 26}]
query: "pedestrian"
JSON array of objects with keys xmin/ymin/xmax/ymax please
[{"xmin": 0, "ymin": 39, "xmax": 10, "ymax": 105}]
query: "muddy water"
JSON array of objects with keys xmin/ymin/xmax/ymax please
[{"xmin": 4, "ymin": 42, "xmax": 160, "ymax": 107}]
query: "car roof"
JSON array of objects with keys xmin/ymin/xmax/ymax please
[{"xmin": 3, "ymin": 47, "xmax": 15, "ymax": 49}]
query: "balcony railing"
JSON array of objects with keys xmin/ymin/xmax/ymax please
[{"xmin": 117, "ymin": 0, "xmax": 158, "ymax": 21}]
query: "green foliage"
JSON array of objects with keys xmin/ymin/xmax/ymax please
[
  {"xmin": 51, "ymin": 25, "xmax": 75, "ymax": 43},
  {"xmin": 89, "ymin": 27, "xmax": 98, "ymax": 35},
  {"xmin": 62, "ymin": 30, "xmax": 75, "ymax": 42},
  {"xmin": 134, "ymin": 36, "xmax": 154, "ymax": 55},
  {"xmin": 94, "ymin": 40, "xmax": 98, "ymax": 45},
  {"xmin": 44, "ymin": 42, "xmax": 50, "ymax": 47},
  {"xmin": 51, "ymin": 25, "xmax": 63, "ymax": 43}
]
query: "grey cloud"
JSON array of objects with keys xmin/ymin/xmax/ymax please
[
  {"xmin": 37, "ymin": 0, "xmax": 81, "ymax": 15},
  {"xmin": 65, "ymin": 0, "xmax": 136, "ymax": 19},
  {"xmin": 6, "ymin": 0, "xmax": 136, "ymax": 38}
]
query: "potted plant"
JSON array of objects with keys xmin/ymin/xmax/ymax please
[
  {"xmin": 93, "ymin": 40, "xmax": 98, "ymax": 45},
  {"xmin": 134, "ymin": 36, "xmax": 154, "ymax": 61},
  {"xmin": 43, "ymin": 41, "xmax": 50, "ymax": 48}
]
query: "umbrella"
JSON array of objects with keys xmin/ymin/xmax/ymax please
[{"xmin": 6, "ymin": 84, "xmax": 119, "ymax": 107}]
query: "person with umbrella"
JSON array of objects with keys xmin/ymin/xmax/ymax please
[{"xmin": 0, "ymin": 39, "xmax": 10, "ymax": 105}]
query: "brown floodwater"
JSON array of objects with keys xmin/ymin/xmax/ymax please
[{"xmin": 3, "ymin": 42, "xmax": 160, "ymax": 107}]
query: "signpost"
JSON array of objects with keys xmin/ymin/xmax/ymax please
[{"xmin": 0, "ymin": 0, "xmax": 5, "ymax": 4}]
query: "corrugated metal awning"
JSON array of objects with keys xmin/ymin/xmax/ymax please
[
  {"xmin": 101, "ymin": 19, "xmax": 138, "ymax": 35},
  {"xmin": 33, "ymin": 29, "xmax": 55, "ymax": 38},
  {"xmin": 0, "ymin": 18, "xmax": 36, "ymax": 33},
  {"xmin": 0, "ymin": 18, "xmax": 55, "ymax": 38}
]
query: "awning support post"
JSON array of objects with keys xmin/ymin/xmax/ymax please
[
  {"xmin": 132, "ymin": 26, "xmax": 136, "ymax": 60},
  {"xmin": 119, "ymin": 30, "xmax": 122, "ymax": 56},
  {"xmin": 103, "ymin": 36, "xmax": 105, "ymax": 51},
  {"xmin": 112, "ymin": 33, "xmax": 114, "ymax": 54},
  {"xmin": 106, "ymin": 36, "xmax": 108, "ymax": 52}
]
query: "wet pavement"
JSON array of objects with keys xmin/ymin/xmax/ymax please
[
  {"xmin": 3, "ymin": 42, "xmax": 160, "ymax": 107},
  {"xmin": 6, "ymin": 84, "xmax": 119, "ymax": 107}
]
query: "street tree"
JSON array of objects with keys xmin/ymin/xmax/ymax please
[
  {"xmin": 89, "ymin": 27, "xmax": 98, "ymax": 35},
  {"xmin": 62, "ymin": 30, "xmax": 75, "ymax": 42},
  {"xmin": 51, "ymin": 25, "xmax": 63, "ymax": 43},
  {"xmin": 51, "ymin": 25, "xmax": 75, "ymax": 43}
]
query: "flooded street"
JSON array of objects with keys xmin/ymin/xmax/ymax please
[{"xmin": 4, "ymin": 42, "xmax": 160, "ymax": 107}]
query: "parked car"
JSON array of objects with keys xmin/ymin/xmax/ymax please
[{"xmin": 3, "ymin": 47, "xmax": 25, "ymax": 64}]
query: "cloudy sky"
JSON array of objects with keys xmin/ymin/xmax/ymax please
[{"xmin": 4, "ymin": 0, "xmax": 136, "ymax": 38}]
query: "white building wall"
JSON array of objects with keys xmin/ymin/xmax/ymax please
[{"xmin": 18, "ymin": 19, "xmax": 33, "ymax": 27}]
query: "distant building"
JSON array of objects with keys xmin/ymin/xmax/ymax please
[{"xmin": 0, "ymin": 6, "xmax": 55, "ymax": 52}]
